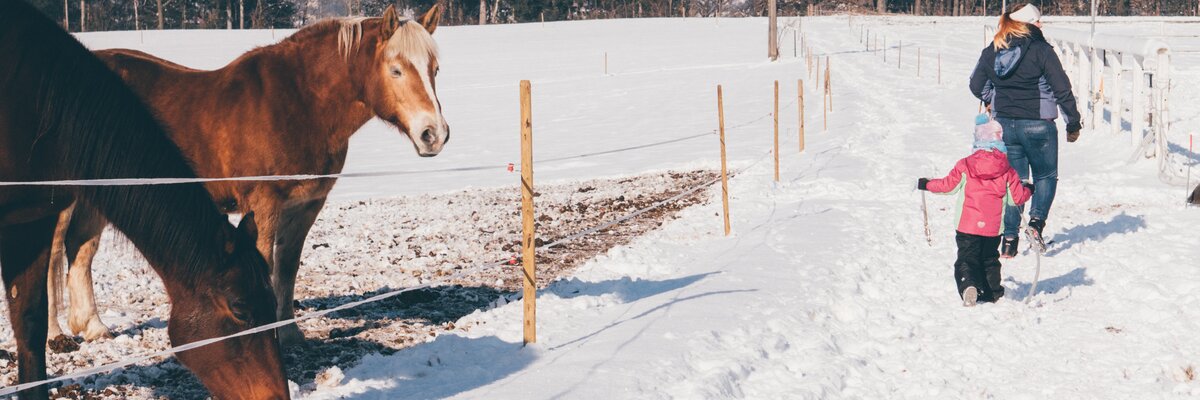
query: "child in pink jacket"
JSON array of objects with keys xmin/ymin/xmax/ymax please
[{"xmin": 918, "ymin": 116, "xmax": 1033, "ymax": 306}]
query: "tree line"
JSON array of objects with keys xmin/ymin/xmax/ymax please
[{"xmin": 23, "ymin": 0, "xmax": 1199, "ymax": 32}]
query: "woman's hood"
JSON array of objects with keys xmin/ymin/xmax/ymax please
[{"xmin": 993, "ymin": 26, "xmax": 1046, "ymax": 79}]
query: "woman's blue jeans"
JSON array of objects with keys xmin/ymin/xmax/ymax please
[{"xmin": 997, "ymin": 117, "xmax": 1058, "ymax": 238}]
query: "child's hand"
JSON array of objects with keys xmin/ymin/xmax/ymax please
[
  {"xmin": 1023, "ymin": 182, "xmax": 1035, "ymax": 194},
  {"xmin": 917, "ymin": 178, "xmax": 930, "ymax": 191}
]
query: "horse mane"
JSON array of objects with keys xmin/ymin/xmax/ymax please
[
  {"xmin": 6, "ymin": 2, "xmax": 233, "ymax": 284},
  {"xmin": 280, "ymin": 15, "xmax": 439, "ymax": 62}
]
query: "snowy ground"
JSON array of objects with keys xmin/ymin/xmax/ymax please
[{"xmin": 2, "ymin": 14, "xmax": 1200, "ymax": 399}]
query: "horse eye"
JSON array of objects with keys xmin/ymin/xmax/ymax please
[
  {"xmin": 434, "ymin": 67, "xmax": 440, "ymax": 77},
  {"xmin": 230, "ymin": 301, "xmax": 250, "ymax": 322},
  {"xmin": 391, "ymin": 68, "xmax": 402, "ymax": 78}
]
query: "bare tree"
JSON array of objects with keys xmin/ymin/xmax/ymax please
[
  {"xmin": 80, "ymin": 0, "xmax": 85, "ymax": 32},
  {"xmin": 239, "ymin": 0, "xmax": 244, "ymax": 28},
  {"xmin": 480, "ymin": 0, "xmax": 486, "ymax": 24},
  {"xmin": 156, "ymin": 0, "xmax": 165, "ymax": 29},
  {"xmin": 134, "ymin": 0, "xmax": 140, "ymax": 30}
]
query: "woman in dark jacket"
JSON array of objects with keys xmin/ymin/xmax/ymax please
[{"xmin": 969, "ymin": 3, "xmax": 1081, "ymax": 258}]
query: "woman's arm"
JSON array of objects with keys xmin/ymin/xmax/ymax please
[
  {"xmin": 969, "ymin": 49, "xmax": 994, "ymax": 103},
  {"xmin": 1042, "ymin": 49, "xmax": 1082, "ymax": 132}
]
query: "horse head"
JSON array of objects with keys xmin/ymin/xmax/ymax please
[
  {"xmin": 167, "ymin": 213, "xmax": 289, "ymax": 399},
  {"xmin": 356, "ymin": 5, "xmax": 448, "ymax": 157}
]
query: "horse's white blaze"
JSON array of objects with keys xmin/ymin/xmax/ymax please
[{"xmin": 384, "ymin": 22, "xmax": 446, "ymax": 153}]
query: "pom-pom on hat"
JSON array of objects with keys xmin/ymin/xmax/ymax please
[{"xmin": 973, "ymin": 114, "xmax": 1007, "ymax": 154}]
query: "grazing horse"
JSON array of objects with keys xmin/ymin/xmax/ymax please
[
  {"xmin": 48, "ymin": 5, "xmax": 449, "ymax": 345},
  {"xmin": 1190, "ymin": 185, "xmax": 1199, "ymax": 205},
  {"xmin": 0, "ymin": 1, "xmax": 288, "ymax": 398}
]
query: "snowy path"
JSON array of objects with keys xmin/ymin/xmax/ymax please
[{"xmin": 300, "ymin": 17, "xmax": 1200, "ymax": 399}]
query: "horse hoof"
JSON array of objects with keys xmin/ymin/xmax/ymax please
[
  {"xmin": 47, "ymin": 323, "xmax": 67, "ymax": 344},
  {"xmin": 81, "ymin": 322, "xmax": 113, "ymax": 342},
  {"xmin": 48, "ymin": 334, "xmax": 81, "ymax": 353},
  {"xmin": 277, "ymin": 324, "xmax": 306, "ymax": 347},
  {"xmin": 70, "ymin": 317, "xmax": 112, "ymax": 341}
]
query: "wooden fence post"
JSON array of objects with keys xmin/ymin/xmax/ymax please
[
  {"xmin": 825, "ymin": 56, "xmax": 832, "ymax": 112},
  {"xmin": 519, "ymin": 80, "xmax": 537, "ymax": 345},
  {"xmin": 798, "ymin": 79, "xmax": 805, "ymax": 152},
  {"xmin": 938, "ymin": 52, "xmax": 942, "ymax": 85},
  {"xmin": 718, "ymin": 85, "xmax": 731, "ymax": 236},
  {"xmin": 604, "ymin": 52, "xmax": 608, "ymax": 75},
  {"xmin": 898, "ymin": 40, "xmax": 902, "ymax": 68},
  {"xmin": 918, "ymin": 47, "xmax": 922, "ymax": 77},
  {"xmin": 774, "ymin": 80, "xmax": 779, "ymax": 182}
]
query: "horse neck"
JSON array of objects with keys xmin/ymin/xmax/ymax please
[
  {"xmin": 68, "ymin": 110, "xmax": 228, "ymax": 284},
  {"xmin": 248, "ymin": 22, "xmax": 379, "ymax": 148},
  {"xmin": 42, "ymin": 41, "xmax": 230, "ymax": 284}
]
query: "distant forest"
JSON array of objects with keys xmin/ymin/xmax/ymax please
[{"xmin": 24, "ymin": 0, "xmax": 1200, "ymax": 32}]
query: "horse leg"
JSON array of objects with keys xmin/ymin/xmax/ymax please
[
  {"xmin": 46, "ymin": 203, "xmax": 75, "ymax": 341},
  {"xmin": 1, "ymin": 215, "xmax": 57, "ymax": 400},
  {"xmin": 64, "ymin": 205, "xmax": 111, "ymax": 341},
  {"xmin": 272, "ymin": 199, "xmax": 326, "ymax": 347}
]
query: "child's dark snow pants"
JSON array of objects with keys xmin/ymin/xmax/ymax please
[{"xmin": 954, "ymin": 231, "xmax": 1004, "ymax": 302}]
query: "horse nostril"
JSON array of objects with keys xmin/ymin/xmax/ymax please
[{"xmin": 420, "ymin": 127, "xmax": 436, "ymax": 145}]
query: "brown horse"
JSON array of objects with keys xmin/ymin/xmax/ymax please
[
  {"xmin": 0, "ymin": 1, "xmax": 287, "ymax": 398},
  {"xmin": 48, "ymin": 5, "xmax": 448, "ymax": 345}
]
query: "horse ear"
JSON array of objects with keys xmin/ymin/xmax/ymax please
[
  {"xmin": 420, "ymin": 3, "xmax": 442, "ymax": 35},
  {"xmin": 239, "ymin": 212, "xmax": 259, "ymax": 241},
  {"xmin": 381, "ymin": 5, "xmax": 400, "ymax": 40}
]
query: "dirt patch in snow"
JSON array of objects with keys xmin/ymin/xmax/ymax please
[{"xmin": 0, "ymin": 169, "xmax": 717, "ymax": 399}]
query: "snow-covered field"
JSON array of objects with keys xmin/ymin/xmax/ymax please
[{"xmin": 5, "ymin": 14, "xmax": 1200, "ymax": 398}]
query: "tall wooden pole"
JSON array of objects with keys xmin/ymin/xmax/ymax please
[
  {"xmin": 519, "ymin": 80, "xmax": 537, "ymax": 345},
  {"xmin": 825, "ymin": 56, "xmax": 832, "ymax": 112},
  {"xmin": 798, "ymin": 80, "xmax": 806, "ymax": 152},
  {"xmin": 768, "ymin": 0, "xmax": 778, "ymax": 60},
  {"xmin": 918, "ymin": 48, "xmax": 922, "ymax": 77},
  {"xmin": 718, "ymin": 85, "xmax": 731, "ymax": 236},
  {"xmin": 774, "ymin": 80, "xmax": 780, "ymax": 182}
]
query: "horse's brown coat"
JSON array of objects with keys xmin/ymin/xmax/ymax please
[{"xmin": 58, "ymin": 5, "xmax": 447, "ymax": 345}]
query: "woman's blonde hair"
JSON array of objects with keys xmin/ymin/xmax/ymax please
[{"xmin": 993, "ymin": 3, "xmax": 1033, "ymax": 50}]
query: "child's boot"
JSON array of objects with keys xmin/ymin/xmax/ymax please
[
  {"xmin": 962, "ymin": 287, "xmax": 978, "ymax": 307},
  {"xmin": 1000, "ymin": 236, "xmax": 1019, "ymax": 259}
]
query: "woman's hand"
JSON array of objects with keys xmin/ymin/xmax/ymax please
[{"xmin": 1066, "ymin": 121, "xmax": 1082, "ymax": 142}]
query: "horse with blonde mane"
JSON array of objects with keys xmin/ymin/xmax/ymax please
[{"xmin": 48, "ymin": 5, "xmax": 449, "ymax": 346}]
